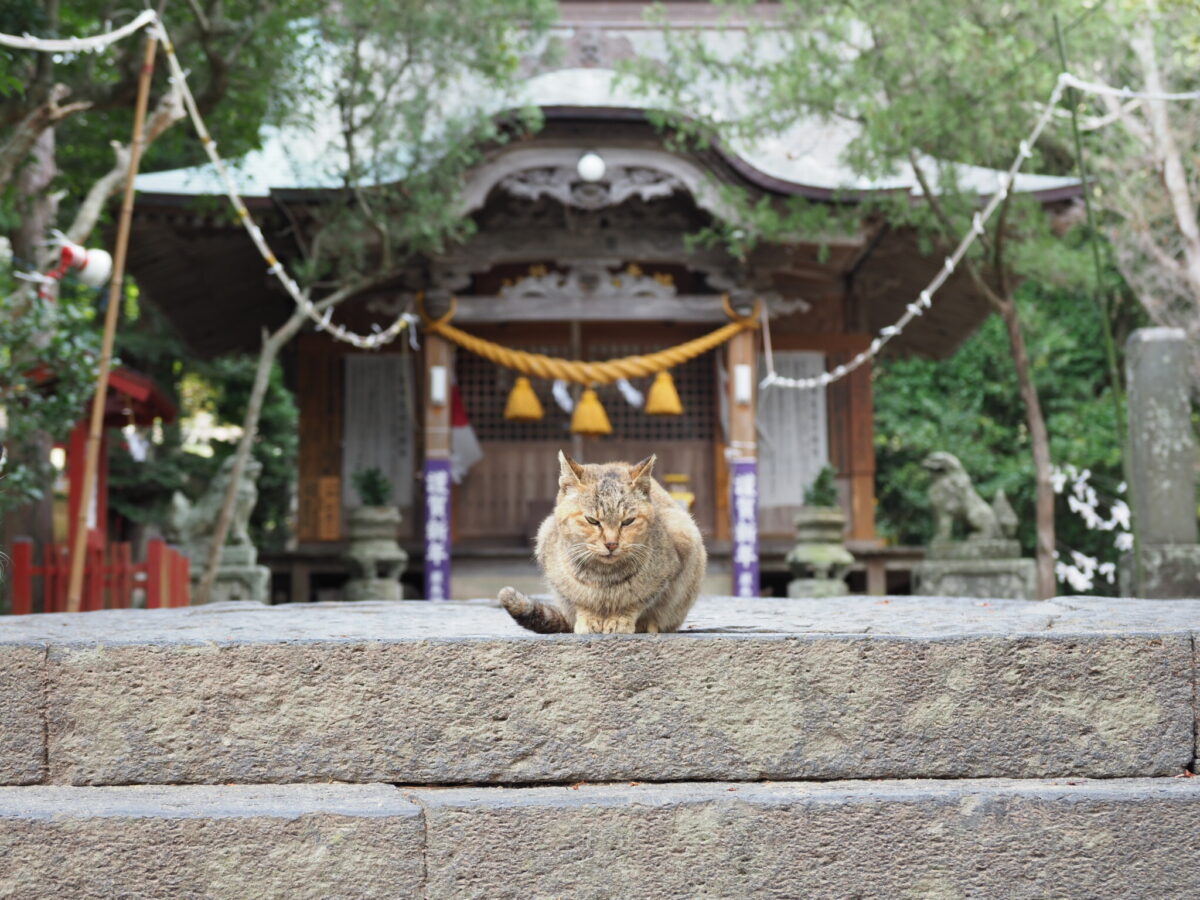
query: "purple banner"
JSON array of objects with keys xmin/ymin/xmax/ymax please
[
  {"xmin": 731, "ymin": 457, "xmax": 759, "ymax": 598},
  {"xmin": 423, "ymin": 457, "xmax": 452, "ymax": 601}
]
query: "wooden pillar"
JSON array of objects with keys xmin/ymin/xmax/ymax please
[
  {"xmin": 423, "ymin": 334, "xmax": 453, "ymax": 601},
  {"xmin": 727, "ymin": 329, "xmax": 759, "ymax": 597}
]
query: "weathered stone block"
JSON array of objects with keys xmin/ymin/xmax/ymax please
[
  {"xmin": 913, "ymin": 556, "xmax": 1038, "ymax": 600},
  {"xmin": 0, "ymin": 784, "xmax": 423, "ymax": 899},
  {"xmin": 0, "ymin": 645, "xmax": 45, "ymax": 785},
  {"xmin": 416, "ymin": 779, "xmax": 1200, "ymax": 899},
  {"xmin": 1121, "ymin": 544, "xmax": 1200, "ymax": 600},
  {"xmin": 42, "ymin": 630, "xmax": 1192, "ymax": 785}
]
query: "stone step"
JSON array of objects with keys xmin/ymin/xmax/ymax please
[
  {"xmin": 1, "ymin": 778, "xmax": 1198, "ymax": 898},
  {"xmin": 1, "ymin": 596, "xmax": 1196, "ymax": 787}
]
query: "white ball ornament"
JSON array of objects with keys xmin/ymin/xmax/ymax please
[{"xmin": 576, "ymin": 151, "xmax": 606, "ymax": 183}]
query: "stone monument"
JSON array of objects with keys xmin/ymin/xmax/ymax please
[
  {"xmin": 912, "ymin": 451, "xmax": 1036, "ymax": 599},
  {"xmin": 1120, "ymin": 328, "xmax": 1200, "ymax": 598},
  {"xmin": 343, "ymin": 468, "xmax": 408, "ymax": 602},
  {"xmin": 167, "ymin": 456, "xmax": 270, "ymax": 603}
]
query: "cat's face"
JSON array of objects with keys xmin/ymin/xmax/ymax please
[{"xmin": 556, "ymin": 451, "xmax": 656, "ymax": 565}]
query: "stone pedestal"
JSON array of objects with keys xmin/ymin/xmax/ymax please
[
  {"xmin": 913, "ymin": 539, "xmax": 1036, "ymax": 600},
  {"xmin": 190, "ymin": 545, "xmax": 270, "ymax": 605},
  {"xmin": 344, "ymin": 506, "xmax": 408, "ymax": 602},
  {"xmin": 786, "ymin": 506, "xmax": 854, "ymax": 598},
  {"xmin": 1120, "ymin": 328, "xmax": 1200, "ymax": 598}
]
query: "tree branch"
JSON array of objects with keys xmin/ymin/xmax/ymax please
[
  {"xmin": 63, "ymin": 83, "xmax": 186, "ymax": 247},
  {"xmin": 0, "ymin": 85, "xmax": 93, "ymax": 192}
]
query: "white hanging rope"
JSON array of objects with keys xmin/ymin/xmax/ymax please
[
  {"xmin": 763, "ymin": 71, "xmax": 1200, "ymax": 391},
  {"xmin": 152, "ymin": 19, "xmax": 413, "ymax": 350},
  {"xmin": 763, "ymin": 75, "xmax": 1069, "ymax": 390},
  {"xmin": 5, "ymin": 12, "xmax": 1200, "ymax": 363},
  {"xmin": 0, "ymin": 9, "xmax": 156, "ymax": 53},
  {"xmin": 0, "ymin": 11, "xmax": 414, "ymax": 351}
]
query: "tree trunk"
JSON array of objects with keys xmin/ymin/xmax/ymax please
[
  {"xmin": 13, "ymin": 128, "xmax": 59, "ymax": 267},
  {"xmin": 997, "ymin": 297, "xmax": 1056, "ymax": 600},
  {"xmin": 193, "ymin": 309, "xmax": 307, "ymax": 604}
]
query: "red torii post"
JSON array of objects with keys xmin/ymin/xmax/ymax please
[{"xmin": 64, "ymin": 367, "xmax": 178, "ymax": 566}]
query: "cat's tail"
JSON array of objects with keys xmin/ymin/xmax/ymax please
[{"xmin": 499, "ymin": 587, "xmax": 571, "ymax": 634}]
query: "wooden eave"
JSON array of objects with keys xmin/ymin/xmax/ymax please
[
  {"xmin": 127, "ymin": 108, "xmax": 1077, "ymax": 359},
  {"xmin": 126, "ymin": 201, "xmax": 296, "ymax": 358}
]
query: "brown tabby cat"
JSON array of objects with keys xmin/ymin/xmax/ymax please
[{"xmin": 499, "ymin": 451, "xmax": 707, "ymax": 634}]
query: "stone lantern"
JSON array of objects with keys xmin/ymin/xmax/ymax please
[
  {"xmin": 343, "ymin": 468, "xmax": 408, "ymax": 602},
  {"xmin": 786, "ymin": 467, "xmax": 854, "ymax": 597}
]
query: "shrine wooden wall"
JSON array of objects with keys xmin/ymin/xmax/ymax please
[
  {"xmin": 296, "ymin": 334, "xmax": 418, "ymax": 544},
  {"xmin": 297, "ymin": 335, "xmax": 344, "ymax": 543},
  {"xmin": 295, "ymin": 327, "xmax": 876, "ymax": 547}
]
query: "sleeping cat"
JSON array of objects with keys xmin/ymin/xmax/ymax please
[{"xmin": 499, "ymin": 451, "xmax": 707, "ymax": 634}]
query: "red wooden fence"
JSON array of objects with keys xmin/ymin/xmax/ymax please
[{"xmin": 9, "ymin": 537, "xmax": 191, "ymax": 614}]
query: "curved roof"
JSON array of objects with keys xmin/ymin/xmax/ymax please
[{"xmin": 135, "ymin": 66, "xmax": 1077, "ymax": 202}]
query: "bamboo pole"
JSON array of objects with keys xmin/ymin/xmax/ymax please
[{"xmin": 66, "ymin": 31, "xmax": 159, "ymax": 612}]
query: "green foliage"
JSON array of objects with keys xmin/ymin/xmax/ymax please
[
  {"xmin": 201, "ymin": 356, "xmax": 298, "ymax": 552},
  {"xmin": 1, "ymin": 1, "xmax": 321, "ymax": 209},
  {"xmin": 0, "ymin": 273, "xmax": 101, "ymax": 516},
  {"xmin": 281, "ymin": 0, "xmax": 557, "ymax": 287},
  {"xmin": 625, "ymin": 0, "xmax": 1120, "ymax": 282},
  {"xmin": 105, "ymin": 299, "xmax": 298, "ymax": 552},
  {"xmin": 873, "ymin": 280, "xmax": 1144, "ymax": 593},
  {"xmin": 803, "ymin": 465, "xmax": 838, "ymax": 508},
  {"xmin": 105, "ymin": 290, "xmax": 195, "ymax": 534},
  {"xmin": 351, "ymin": 467, "xmax": 393, "ymax": 507}
]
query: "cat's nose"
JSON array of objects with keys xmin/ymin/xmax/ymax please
[{"xmin": 605, "ymin": 541, "xmax": 618, "ymax": 552}]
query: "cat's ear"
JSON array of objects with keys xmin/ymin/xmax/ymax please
[
  {"xmin": 629, "ymin": 454, "xmax": 656, "ymax": 493},
  {"xmin": 558, "ymin": 450, "xmax": 586, "ymax": 486}
]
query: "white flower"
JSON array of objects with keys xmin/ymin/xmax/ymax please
[
  {"xmin": 1050, "ymin": 467, "xmax": 1068, "ymax": 494},
  {"xmin": 1110, "ymin": 500, "xmax": 1131, "ymax": 531}
]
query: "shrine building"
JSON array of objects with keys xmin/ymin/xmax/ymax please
[{"xmin": 127, "ymin": 5, "xmax": 1079, "ymax": 599}]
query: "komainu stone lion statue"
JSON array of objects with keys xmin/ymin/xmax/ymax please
[
  {"xmin": 168, "ymin": 456, "xmax": 262, "ymax": 550},
  {"xmin": 165, "ymin": 455, "xmax": 270, "ymax": 604},
  {"xmin": 922, "ymin": 451, "xmax": 1017, "ymax": 542}
]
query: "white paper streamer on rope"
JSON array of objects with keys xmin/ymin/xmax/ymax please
[
  {"xmin": 615, "ymin": 378, "xmax": 644, "ymax": 408},
  {"xmin": 0, "ymin": 9, "xmax": 157, "ymax": 53},
  {"xmin": 552, "ymin": 379, "xmax": 574, "ymax": 413}
]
